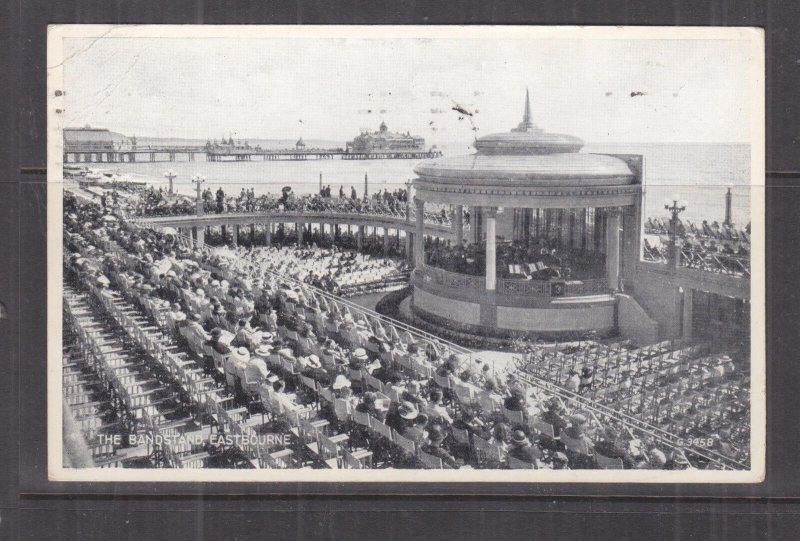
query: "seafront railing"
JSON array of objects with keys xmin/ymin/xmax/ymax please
[{"xmin": 642, "ymin": 245, "xmax": 750, "ymax": 278}]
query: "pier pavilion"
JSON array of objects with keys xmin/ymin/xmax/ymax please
[{"xmin": 410, "ymin": 92, "xmax": 644, "ymax": 336}]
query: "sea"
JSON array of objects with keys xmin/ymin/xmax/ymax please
[{"xmin": 93, "ymin": 141, "xmax": 753, "ymax": 226}]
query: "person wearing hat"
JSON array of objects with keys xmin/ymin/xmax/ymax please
[
  {"xmin": 562, "ymin": 414, "xmax": 595, "ymax": 465},
  {"xmin": 540, "ymin": 398, "xmax": 568, "ymax": 438},
  {"xmin": 386, "ymin": 400, "xmax": 422, "ymax": 436},
  {"xmin": 225, "ymin": 346, "xmax": 250, "ymax": 390},
  {"xmin": 244, "ymin": 352, "xmax": 271, "ymax": 393},
  {"xmin": 503, "ymin": 386, "xmax": 527, "ymax": 414},
  {"xmin": 348, "ymin": 348, "xmax": 370, "ymax": 371},
  {"xmin": 331, "ymin": 374, "xmax": 352, "ymax": 399},
  {"xmin": 509, "ymin": 429, "xmax": 541, "ymax": 466},
  {"xmin": 167, "ymin": 302, "xmax": 187, "ymax": 332},
  {"xmin": 421, "ymin": 424, "xmax": 459, "ymax": 468},
  {"xmin": 579, "ymin": 367, "xmax": 594, "ymax": 394},
  {"xmin": 184, "ymin": 312, "xmax": 207, "ymax": 344},
  {"xmin": 206, "ymin": 327, "xmax": 231, "ymax": 355}
]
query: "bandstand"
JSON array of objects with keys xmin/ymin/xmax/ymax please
[{"xmin": 411, "ymin": 92, "xmax": 644, "ymax": 336}]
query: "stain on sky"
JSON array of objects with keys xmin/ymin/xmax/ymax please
[{"xmin": 630, "ymin": 91, "xmax": 647, "ymax": 97}]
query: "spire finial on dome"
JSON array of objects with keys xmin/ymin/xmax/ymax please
[
  {"xmin": 523, "ymin": 88, "xmax": 532, "ymax": 125},
  {"xmin": 512, "ymin": 88, "xmax": 537, "ymax": 133}
]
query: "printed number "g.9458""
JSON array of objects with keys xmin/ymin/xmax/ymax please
[{"xmin": 676, "ymin": 438, "xmax": 714, "ymax": 447}]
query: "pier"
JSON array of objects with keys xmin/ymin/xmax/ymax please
[
  {"xmin": 64, "ymin": 145, "xmax": 443, "ymax": 163},
  {"xmin": 63, "ymin": 145, "xmax": 206, "ymax": 164}
]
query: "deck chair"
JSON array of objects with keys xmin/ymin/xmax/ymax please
[
  {"xmin": 503, "ymin": 406, "xmax": 524, "ymax": 425},
  {"xmin": 560, "ymin": 433, "xmax": 592, "ymax": 456},
  {"xmin": 433, "ymin": 372, "xmax": 451, "ymax": 389},
  {"xmin": 372, "ymin": 419, "xmax": 393, "ymax": 442},
  {"xmin": 508, "ymin": 455, "xmax": 535, "ymax": 469},
  {"xmin": 595, "ymin": 453, "xmax": 624, "ymax": 470},
  {"xmin": 418, "ymin": 450, "xmax": 444, "ymax": 469},
  {"xmin": 343, "ymin": 448, "xmax": 373, "ymax": 469},
  {"xmin": 333, "ymin": 398, "xmax": 352, "ymax": 421},
  {"xmin": 352, "ymin": 408, "xmax": 372, "ymax": 428},
  {"xmin": 392, "ymin": 430, "xmax": 417, "ymax": 457},
  {"xmin": 529, "ymin": 419, "xmax": 556, "ymax": 439}
]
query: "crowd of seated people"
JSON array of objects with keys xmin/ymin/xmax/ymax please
[
  {"xmin": 196, "ymin": 222, "xmax": 411, "ymax": 298},
  {"xmin": 517, "ymin": 340, "xmax": 750, "ymax": 466},
  {"xmin": 643, "ymin": 218, "xmax": 750, "ymax": 276},
  {"xmin": 218, "ymin": 244, "xmax": 410, "ymax": 299},
  {"xmin": 63, "ymin": 192, "xmax": 714, "ymax": 471},
  {"xmin": 424, "ymin": 237, "xmax": 606, "ymax": 281},
  {"xmin": 128, "ymin": 185, "xmax": 456, "ymax": 226}
]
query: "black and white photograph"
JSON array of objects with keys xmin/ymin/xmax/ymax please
[{"xmin": 47, "ymin": 25, "xmax": 764, "ymax": 482}]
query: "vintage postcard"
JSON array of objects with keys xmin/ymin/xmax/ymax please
[{"xmin": 47, "ymin": 25, "xmax": 764, "ymax": 483}]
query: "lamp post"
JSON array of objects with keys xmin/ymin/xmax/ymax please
[
  {"xmin": 164, "ymin": 169, "xmax": 177, "ymax": 195},
  {"xmin": 664, "ymin": 197, "xmax": 687, "ymax": 268},
  {"xmin": 192, "ymin": 175, "xmax": 206, "ymax": 216},
  {"xmin": 724, "ymin": 187, "xmax": 732, "ymax": 227}
]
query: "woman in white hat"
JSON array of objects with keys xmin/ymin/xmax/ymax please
[
  {"xmin": 349, "ymin": 348, "xmax": 369, "ymax": 370},
  {"xmin": 226, "ymin": 346, "xmax": 250, "ymax": 390},
  {"xmin": 331, "ymin": 374, "xmax": 353, "ymax": 399}
]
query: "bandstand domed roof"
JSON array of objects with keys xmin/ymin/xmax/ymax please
[{"xmin": 414, "ymin": 90, "xmax": 635, "ymax": 187}]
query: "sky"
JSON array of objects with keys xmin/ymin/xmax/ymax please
[{"xmin": 60, "ymin": 35, "xmax": 757, "ymax": 144}]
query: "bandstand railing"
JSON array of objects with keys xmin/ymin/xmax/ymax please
[{"xmin": 418, "ymin": 265, "xmax": 610, "ymax": 298}]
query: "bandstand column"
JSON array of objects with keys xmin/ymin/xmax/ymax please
[
  {"xmin": 454, "ymin": 204, "xmax": 464, "ymax": 246},
  {"xmin": 485, "ymin": 207, "xmax": 497, "ymax": 291},
  {"xmin": 195, "ymin": 226, "xmax": 204, "ymax": 248},
  {"xmin": 383, "ymin": 227, "xmax": 390, "ymax": 256},
  {"xmin": 605, "ymin": 208, "xmax": 621, "ymax": 290},
  {"xmin": 265, "ymin": 222, "xmax": 271, "ymax": 246},
  {"xmin": 414, "ymin": 198, "xmax": 425, "ymax": 267},
  {"xmin": 232, "ymin": 225, "xmax": 239, "ymax": 247},
  {"xmin": 357, "ymin": 225, "xmax": 364, "ymax": 251}
]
